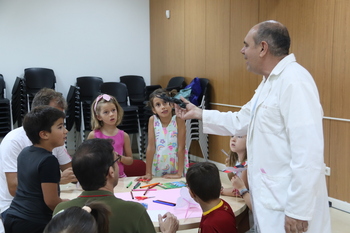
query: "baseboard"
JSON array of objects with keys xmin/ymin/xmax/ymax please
[{"xmin": 329, "ymin": 197, "xmax": 350, "ymax": 213}]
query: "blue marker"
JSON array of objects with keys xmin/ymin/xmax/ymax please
[{"xmin": 153, "ymin": 200, "xmax": 176, "ymax": 206}]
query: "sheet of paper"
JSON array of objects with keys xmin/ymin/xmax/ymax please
[
  {"xmin": 115, "ymin": 188, "xmax": 202, "ymax": 220},
  {"xmin": 147, "ymin": 210, "xmax": 167, "ymax": 222}
]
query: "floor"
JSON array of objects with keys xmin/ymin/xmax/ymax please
[{"xmin": 177, "ymin": 207, "xmax": 350, "ymax": 232}]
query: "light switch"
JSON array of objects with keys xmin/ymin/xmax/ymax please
[{"xmin": 166, "ymin": 10, "xmax": 170, "ymax": 19}]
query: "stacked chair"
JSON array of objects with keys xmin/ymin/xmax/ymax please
[
  {"xmin": 11, "ymin": 68, "xmax": 57, "ymax": 127},
  {"xmin": 11, "ymin": 77, "xmax": 26, "ymax": 127},
  {"xmin": 185, "ymin": 78, "xmax": 210, "ymax": 161},
  {"xmin": 0, "ymin": 74, "xmax": 12, "ymax": 137},
  {"xmin": 140, "ymin": 84, "xmax": 162, "ymax": 157},
  {"xmin": 23, "ymin": 68, "xmax": 56, "ymax": 112},
  {"xmin": 166, "ymin": 76, "xmax": 186, "ymax": 91},
  {"xmin": 100, "ymin": 82, "xmax": 142, "ymax": 158},
  {"xmin": 65, "ymin": 85, "xmax": 81, "ymax": 150},
  {"xmin": 120, "ymin": 75, "xmax": 147, "ymax": 157},
  {"xmin": 76, "ymin": 76, "xmax": 103, "ymax": 140}
]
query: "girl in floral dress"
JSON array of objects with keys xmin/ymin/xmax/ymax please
[{"xmin": 141, "ymin": 89, "xmax": 189, "ymax": 180}]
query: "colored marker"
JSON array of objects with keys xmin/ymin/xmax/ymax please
[
  {"xmin": 132, "ymin": 189, "xmax": 157, "ymax": 192},
  {"xmin": 143, "ymin": 183, "xmax": 159, "ymax": 195},
  {"xmin": 153, "ymin": 200, "xmax": 176, "ymax": 206},
  {"xmin": 132, "ymin": 181, "xmax": 141, "ymax": 190},
  {"xmin": 126, "ymin": 181, "xmax": 133, "ymax": 188},
  {"xmin": 130, "ymin": 191, "xmax": 134, "ymax": 200},
  {"xmin": 140, "ymin": 182, "xmax": 160, "ymax": 188}
]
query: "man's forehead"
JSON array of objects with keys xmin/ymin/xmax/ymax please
[
  {"xmin": 49, "ymin": 99, "xmax": 64, "ymax": 112},
  {"xmin": 244, "ymin": 28, "xmax": 257, "ymax": 44}
]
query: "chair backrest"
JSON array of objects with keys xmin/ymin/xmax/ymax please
[
  {"xmin": 11, "ymin": 77, "xmax": 26, "ymax": 126},
  {"xmin": 166, "ymin": 76, "xmax": 186, "ymax": 91},
  {"xmin": 24, "ymin": 68, "xmax": 56, "ymax": 94},
  {"xmin": 120, "ymin": 75, "xmax": 145, "ymax": 103},
  {"xmin": 76, "ymin": 76, "xmax": 103, "ymax": 101},
  {"xmin": 145, "ymin": 84, "xmax": 162, "ymax": 101},
  {"xmin": 66, "ymin": 85, "xmax": 80, "ymax": 131},
  {"xmin": 0, "ymin": 74, "xmax": 5, "ymax": 98},
  {"xmin": 123, "ymin": 159, "xmax": 146, "ymax": 177},
  {"xmin": 100, "ymin": 82, "xmax": 128, "ymax": 107}
]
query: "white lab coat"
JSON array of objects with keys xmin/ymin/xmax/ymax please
[{"xmin": 203, "ymin": 54, "xmax": 331, "ymax": 232}]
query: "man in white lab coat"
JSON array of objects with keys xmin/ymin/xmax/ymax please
[{"xmin": 175, "ymin": 20, "xmax": 331, "ymax": 233}]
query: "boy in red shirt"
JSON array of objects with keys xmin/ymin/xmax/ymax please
[{"xmin": 186, "ymin": 162, "xmax": 237, "ymax": 233}]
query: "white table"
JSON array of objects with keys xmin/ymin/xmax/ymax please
[{"xmin": 60, "ymin": 172, "xmax": 246, "ymax": 232}]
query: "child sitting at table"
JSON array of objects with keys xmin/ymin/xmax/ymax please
[
  {"xmin": 221, "ymin": 135, "xmax": 249, "ymax": 197},
  {"xmin": 4, "ymin": 106, "xmax": 68, "ymax": 233},
  {"xmin": 186, "ymin": 162, "xmax": 237, "ymax": 233}
]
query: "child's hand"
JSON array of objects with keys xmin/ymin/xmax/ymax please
[
  {"xmin": 231, "ymin": 174, "xmax": 246, "ymax": 191},
  {"xmin": 221, "ymin": 187, "xmax": 240, "ymax": 197},
  {"xmin": 139, "ymin": 173, "xmax": 152, "ymax": 181},
  {"xmin": 162, "ymin": 173, "xmax": 182, "ymax": 179},
  {"xmin": 158, "ymin": 212, "xmax": 179, "ymax": 233},
  {"xmin": 60, "ymin": 167, "xmax": 77, "ymax": 184}
]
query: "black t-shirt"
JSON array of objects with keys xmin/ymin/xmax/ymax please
[{"xmin": 7, "ymin": 146, "xmax": 61, "ymax": 224}]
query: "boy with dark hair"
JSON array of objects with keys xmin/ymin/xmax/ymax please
[
  {"xmin": 4, "ymin": 106, "xmax": 68, "ymax": 233},
  {"xmin": 186, "ymin": 162, "xmax": 237, "ymax": 233},
  {"xmin": 0, "ymin": 88, "xmax": 75, "ymax": 222}
]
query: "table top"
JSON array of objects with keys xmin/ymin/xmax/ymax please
[{"xmin": 60, "ymin": 172, "xmax": 246, "ymax": 232}]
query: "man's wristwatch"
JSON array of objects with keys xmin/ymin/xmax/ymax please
[{"xmin": 239, "ymin": 188, "xmax": 249, "ymax": 197}]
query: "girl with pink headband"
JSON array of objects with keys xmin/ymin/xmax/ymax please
[{"xmin": 87, "ymin": 94, "xmax": 133, "ymax": 178}]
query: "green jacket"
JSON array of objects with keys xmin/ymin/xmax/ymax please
[{"xmin": 54, "ymin": 190, "xmax": 156, "ymax": 233}]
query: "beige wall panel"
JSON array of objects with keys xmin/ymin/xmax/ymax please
[
  {"xmin": 327, "ymin": 0, "xmax": 350, "ymax": 204},
  {"xmin": 205, "ymin": 0, "xmax": 231, "ymax": 104},
  {"xmin": 331, "ymin": 0, "xmax": 350, "ymax": 119},
  {"xmin": 150, "ymin": 0, "xmax": 167, "ymax": 85},
  {"xmin": 229, "ymin": 0, "xmax": 260, "ymax": 106},
  {"xmin": 328, "ymin": 121, "xmax": 350, "ymax": 202},
  {"xmin": 259, "ymin": 0, "xmax": 333, "ymax": 116},
  {"xmin": 184, "ymin": 0, "xmax": 206, "ymax": 80},
  {"xmin": 150, "ymin": 0, "xmax": 185, "ymax": 87}
]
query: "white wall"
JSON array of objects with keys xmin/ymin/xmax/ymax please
[{"xmin": 0, "ymin": 0, "xmax": 150, "ymax": 99}]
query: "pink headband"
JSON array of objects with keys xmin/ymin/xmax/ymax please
[{"xmin": 94, "ymin": 94, "xmax": 111, "ymax": 113}]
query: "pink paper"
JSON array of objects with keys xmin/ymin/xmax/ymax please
[{"xmin": 115, "ymin": 189, "xmax": 202, "ymax": 220}]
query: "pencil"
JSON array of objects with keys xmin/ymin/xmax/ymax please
[{"xmin": 130, "ymin": 191, "xmax": 134, "ymax": 199}]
